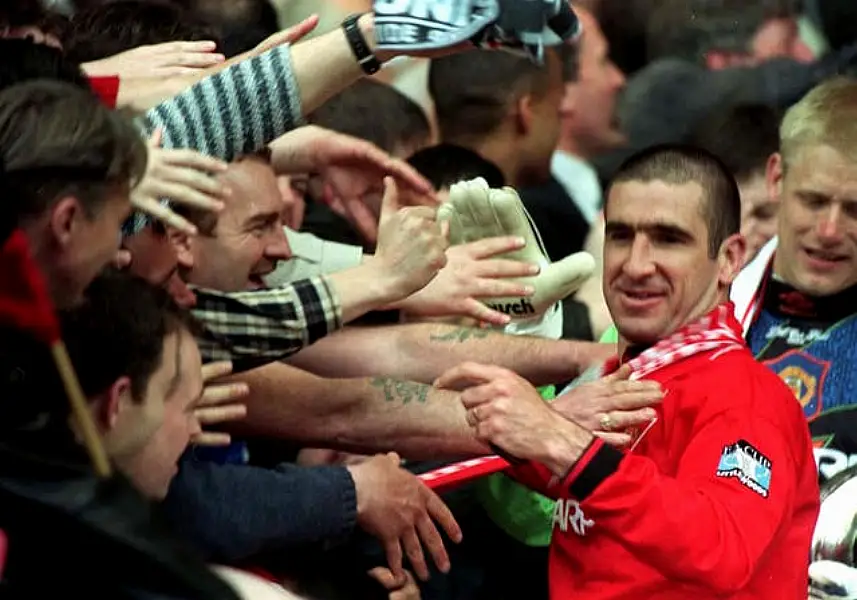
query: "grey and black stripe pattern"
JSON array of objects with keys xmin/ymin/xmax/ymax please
[{"xmin": 124, "ymin": 45, "xmax": 304, "ymax": 236}]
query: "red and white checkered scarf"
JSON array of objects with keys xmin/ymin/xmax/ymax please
[{"xmin": 605, "ymin": 302, "xmax": 746, "ymax": 380}]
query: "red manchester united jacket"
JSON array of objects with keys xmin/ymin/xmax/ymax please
[{"xmin": 512, "ymin": 342, "xmax": 819, "ymax": 599}]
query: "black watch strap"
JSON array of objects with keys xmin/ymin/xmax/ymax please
[{"xmin": 342, "ymin": 14, "xmax": 381, "ymax": 75}]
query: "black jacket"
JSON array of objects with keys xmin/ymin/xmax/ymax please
[
  {"xmin": 519, "ymin": 176, "xmax": 590, "ymax": 262},
  {"xmin": 0, "ymin": 444, "xmax": 241, "ymax": 599}
]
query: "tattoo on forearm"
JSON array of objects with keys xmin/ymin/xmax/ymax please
[
  {"xmin": 370, "ymin": 378, "xmax": 430, "ymax": 404},
  {"xmin": 429, "ymin": 327, "xmax": 491, "ymax": 343}
]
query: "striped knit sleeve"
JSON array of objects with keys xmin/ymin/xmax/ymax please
[{"xmin": 140, "ymin": 44, "xmax": 304, "ymax": 160}]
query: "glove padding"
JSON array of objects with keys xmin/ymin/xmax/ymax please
[
  {"xmin": 439, "ymin": 177, "xmax": 595, "ymax": 328},
  {"xmin": 372, "ymin": 0, "xmax": 580, "ymax": 65},
  {"xmin": 810, "ymin": 561, "xmax": 857, "ymax": 599}
]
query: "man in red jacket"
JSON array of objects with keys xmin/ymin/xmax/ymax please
[{"xmin": 437, "ymin": 144, "xmax": 819, "ymax": 599}]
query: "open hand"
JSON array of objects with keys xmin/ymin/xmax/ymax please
[
  {"xmin": 348, "ymin": 453, "xmax": 462, "ymax": 584},
  {"xmin": 553, "ymin": 364, "xmax": 662, "ymax": 447},
  {"xmin": 192, "ymin": 361, "xmax": 249, "ymax": 447},
  {"xmin": 81, "ymin": 41, "xmax": 225, "ymax": 78},
  {"xmin": 270, "ymin": 126, "xmax": 435, "ymax": 243},
  {"xmin": 131, "ymin": 129, "xmax": 228, "ymax": 235},
  {"xmin": 435, "ymin": 362, "xmax": 563, "ymax": 462},
  {"xmin": 397, "ymin": 236, "xmax": 539, "ymax": 325}
]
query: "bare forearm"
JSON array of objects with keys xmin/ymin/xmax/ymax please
[
  {"xmin": 325, "ymin": 259, "xmax": 410, "ymax": 324},
  {"xmin": 290, "ymin": 14, "xmax": 386, "ymax": 117},
  {"xmin": 116, "ymin": 77, "xmax": 189, "ymax": 111},
  {"xmin": 232, "ymin": 362, "xmax": 487, "ymax": 459},
  {"xmin": 288, "ymin": 323, "xmax": 612, "ymax": 385},
  {"xmin": 400, "ymin": 324, "xmax": 612, "ymax": 385}
]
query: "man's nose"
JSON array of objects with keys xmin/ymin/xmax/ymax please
[
  {"xmin": 622, "ymin": 235, "xmax": 656, "ymax": 279},
  {"xmin": 816, "ymin": 204, "xmax": 846, "ymax": 245},
  {"xmin": 265, "ymin": 227, "xmax": 292, "ymax": 261}
]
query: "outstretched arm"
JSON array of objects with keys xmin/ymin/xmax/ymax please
[
  {"xmin": 286, "ymin": 323, "xmax": 613, "ymax": 385},
  {"xmin": 230, "ymin": 361, "xmax": 487, "ymax": 460}
]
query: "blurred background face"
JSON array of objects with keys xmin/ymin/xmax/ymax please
[
  {"xmin": 738, "ymin": 173, "xmax": 780, "ymax": 264},
  {"xmin": 517, "ymin": 48, "xmax": 565, "ymax": 185},
  {"xmin": 772, "ymin": 146, "xmax": 857, "ymax": 296},
  {"xmin": 189, "ymin": 157, "xmax": 292, "ymax": 292},
  {"xmin": 603, "ymin": 180, "xmax": 725, "ymax": 345},
  {"xmin": 560, "ymin": 7, "xmax": 627, "ymax": 156},
  {"xmin": 751, "ymin": 17, "xmax": 815, "ymax": 64}
]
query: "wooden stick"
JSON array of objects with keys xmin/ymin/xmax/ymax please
[{"xmin": 50, "ymin": 340, "xmax": 111, "ymax": 478}]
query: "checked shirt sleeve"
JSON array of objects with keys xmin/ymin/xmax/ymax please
[{"xmin": 191, "ymin": 277, "xmax": 342, "ymax": 365}]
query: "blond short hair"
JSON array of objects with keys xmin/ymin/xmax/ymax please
[{"xmin": 780, "ymin": 77, "xmax": 857, "ymax": 166}]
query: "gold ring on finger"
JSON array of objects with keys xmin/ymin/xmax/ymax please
[{"xmin": 599, "ymin": 413, "xmax": 614, "ymax": 431}]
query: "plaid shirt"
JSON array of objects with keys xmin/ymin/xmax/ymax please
[{"xmin": 191, "ymin": 276, "xmax": 341, "ymax": 369}]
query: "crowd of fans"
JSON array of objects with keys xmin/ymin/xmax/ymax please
[{"xmin": 2, "ymin": 0, "xmax": 857, "ymax": 598}]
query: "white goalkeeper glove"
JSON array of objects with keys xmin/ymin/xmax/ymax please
[{"xmin": 438, "ymin": 177, "xmax": 595, "ymax": 338}]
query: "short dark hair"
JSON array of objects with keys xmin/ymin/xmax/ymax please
[
  {"xmin": 0, "ymin": 80, "xmax": 148, "ymax": 223},
  {"xmin": 174, "ymin": 0, "xmax": 279, "ymax": 57},
  {"xmin": 61, "ymin": 270, "xmax": 198, "ymax": 401},
  {"xmin": 596, "ymin": 0, "xmax": 652, "ymax": 76},
  {"xmin": 609, "ymin": 144, "xmax": 741, "ymax": 257},
  {"xmin": 0, "ymin": 39, "xmax": 89, "ymax": 93},
  {"xmin": 170, "ymin": 149, "xmax": 271, "ymax": 237},
  {"xmin": 0, "ymin": 0, "xmax": 68, "ymax": 41},
  {"xmin": 429, "ymin": 49, "xmax": 553, "ymax": 144},
  {"xmin": 406, "ymin": 144, "xmax": 505, "ymax": 190},
  {"xmin": 646, "ymin": 0, "xmax": 800, "ymax": 63},
  {"xmin": 65, "ymin": 0, "xmax": 220, "ymax": 63},
  {"xmin": 0, "ymin": 0, "xmax": 48, "ymax": 28},
  {"xmin": 309, "ymin": 80, "xmax": 431, "ymax": 157},
  {"xmin": 689, "ymin": 103, "xmax": 782, "ymax": 183}
]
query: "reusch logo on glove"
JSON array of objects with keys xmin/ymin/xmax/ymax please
[{"xmin": 486, "ymin": 298, "xmax": 536, "ymax": 316}]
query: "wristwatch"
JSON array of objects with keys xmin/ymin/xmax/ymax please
[{"xmin": 342, "ymin": 13, "xmax": 382, "ymax": 75}]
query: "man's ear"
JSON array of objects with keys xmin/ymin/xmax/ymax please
[
  {"xmin": 95, "ymin": 376, "xmax": 133, "ymax": 432},
  {"xmin": 718, "ymin": 233, "xmax": 747, "ymax": 286},
  {"xmin": 48, "ymin": 197, "xmax": 83, "ymax": 249},
  {"xmin": 765, "ymin": 152, "xmax": 784, "ymax": 203},
  {"xmin": 168, "ymin": 228, "xmax": 194, "ymax": 267},
  {"xmin": 558, "ymin": 82, "xmax": 578, "ymax": 118},
  {"xmin": 514, "ymin": 94, "xmax": 534, "ymax": 136}
]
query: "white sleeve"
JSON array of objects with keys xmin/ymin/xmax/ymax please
[{"xmin": 265, "ymin": 228, "xmax": 363, "ymax": 286}]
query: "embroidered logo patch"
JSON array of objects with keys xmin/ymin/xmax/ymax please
[
  {"xmin": 716, "ymin": 440, "xmax": 772, "ymax": 498},
  {"xmin": 763, "ymin": 349, "xmax": 830, "ymax": 421}
]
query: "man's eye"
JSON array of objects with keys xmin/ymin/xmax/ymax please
[
  {"xmin": 606, "ymin": 230, "xmax": 631, "ymax": 241},
  {"xmin": 657, "ymin": 234, "xmax": 682, "ymax": 244}
]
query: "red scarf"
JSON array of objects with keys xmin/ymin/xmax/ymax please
[{"xmin": 604, "ymin": 302, "xmax": 746, "ymax": 380}]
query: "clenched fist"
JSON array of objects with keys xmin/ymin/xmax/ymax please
[{"xmin": 367, "ymin": 177, "xmax": 449, "ymax": 301}]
